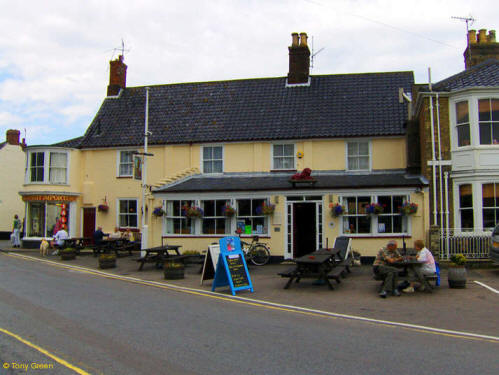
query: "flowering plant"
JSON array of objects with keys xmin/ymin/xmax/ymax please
[
  {"xmin": 291, "ymin": 167, "xmax": 313, "ymax": 180},
  {"xmin": 98, "ymin": 204, "xmax": 109, "ymax": 212},
  {"xmin": 450, "ymin": 253, "xmax": 467, "ymax": 266},
  {"xmin": 181, "ymin": 205, "xmax": 204, "ymax": 218},
  {"xmin": 365, "ymin": 203, "xmax": 384, "ymax": 215},
  {"xmin": 256, "ymin": 202, "xmax": 275, "ymax": 216},
  {"xmin": 399, "ymin": 202, "xmax": 418, "ymax": 216},
  {"xmin": 222, "ymin": 204, "xmax": 236, "ymax": 217},
  {"xmin": 153, "ymin": 207, "xmax": 165, "ymax": 217},
  {"xmin": 329, "ymin": 203, "xmax": 345, "ymax": 217}
]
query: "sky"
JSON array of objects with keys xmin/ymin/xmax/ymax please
[{"xmin": 0, "ymin": 0, "xmax": 497, "ymax": 146}]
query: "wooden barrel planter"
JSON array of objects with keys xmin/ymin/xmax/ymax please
[
  {"xmin": 448, "ymin": 266, "xmax": 467, "ymax": 288},
  {"xmin": 164, "ymin": 261, "xmax": 185, "ymax": 280},
  {"xmin": 60, "ymin": 249, "xmax": 76, "ymax": 260},
  {"xmin": 98, "ymin": 254, "xmax": 117, "ymax": 269}
]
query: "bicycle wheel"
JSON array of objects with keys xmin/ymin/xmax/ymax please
[{"xmin": 249, "ymin": 244, "xmax": 271, "ymax": 266}]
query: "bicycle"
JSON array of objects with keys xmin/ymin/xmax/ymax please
[{"xmin": 236, "ymin": 232, "xmax": 271, "ymax": 266}]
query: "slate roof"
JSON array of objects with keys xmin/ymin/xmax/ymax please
[
  {"xmin": 432, "ymin": 59, "xmax": 499, "ymax": 92},
  {"xmin": 61, "ymin": 71, "xmax": 413, "ymax": 149},
  {"xmin": 154, "ymin": 171, "xmax": 426, "ymax": 194},
  {"xmin": 50, "ymin": 136, "xmax": 84, "ymax": 148}
]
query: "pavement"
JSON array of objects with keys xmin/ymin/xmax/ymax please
[{"xmin": 1, "ymin": 240, "xmax": 498, "ymax": 338}]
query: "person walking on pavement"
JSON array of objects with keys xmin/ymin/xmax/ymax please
[
  {"xmin": 373, "ymin": 240, "xmax": 403, "ymax": 298},
  {"xmin": 11, "ymin": 214, "xmax": 21, "ymax": 248}
]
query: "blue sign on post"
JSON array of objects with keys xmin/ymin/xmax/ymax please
[{"xmin": 212, "ymin": 236, "xmax": 254, "ymax": 295}]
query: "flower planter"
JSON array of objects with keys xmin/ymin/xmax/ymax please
[
  {"xmin": 164, "ymin": 262, "xmax": 185, "ymax": 280},
  {"xmin": 60, "ymin": 251, "xmax": 76, "ymax": 261},
  {"xmin": 448, "ymin": 266, "xmax": 467, "ymax": 288}
]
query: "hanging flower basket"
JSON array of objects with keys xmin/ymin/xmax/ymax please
[
  {"xmin": 365, "ymin": 203, "xmax": 384, "ymax": 215},
  {"xmin": 399, "ymin": 202, "xmax": 418, "ymax": 216},
  {"xmin": 222, "ymin": 204, "xmax": 236, "ymax": 217},
  {"xmin": 329, "ymin": 203, "xmax": 345, "ymax": 217},
  {"xmin": 98, "ymin": 204, "xmax": 109, "ymax": 212},
  {"xmin": 256, "ymin": 202, "xmax": 275, "ymax": 216},
  {"xmin": 153, "ymin": 207, "xmax": 165, "ymax": 217},
  {"xmin": 182, "ymin": 205, "xmax": 204, "ymax": 218}
]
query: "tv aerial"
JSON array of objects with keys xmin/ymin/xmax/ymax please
[
  {"xmin": 112, "ymin": 38, "xmax": 130, "ymax": 59},
  {"xmin": 310, "ymin": 36, "xmax": 325, "ymax": 69}
]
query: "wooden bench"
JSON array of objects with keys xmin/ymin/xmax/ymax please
[
  {"xmin": 327, "ymin": 266, "xmax": 346, "ymax": 284},
  {"xmin": 136, "ymin": 254, "xmax": 189, "ymax": 271}
]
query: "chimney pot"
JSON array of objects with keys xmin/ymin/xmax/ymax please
[
  {"xmin": 291, "ymin": 33, "xmax": 299, "ymax": 47},
  {"xmin": 478, "ymin": 29, "xmax": 487, "ymax": 43},
  {"xmin": 6, "ymin": 129, "xmax": 20, "ymax": 146},
  {"xmin": 299, "ymin": 32, "xmax": 308, "ymax": 47},
  {"xmin": 468, "ymin": 30, "xmax": 477, "ymax": 44},
  {"xmin": 489, "ymin": 30, "xmax": 496, "ymax": 43}
]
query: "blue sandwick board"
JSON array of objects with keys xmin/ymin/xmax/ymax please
[{"xmin": 212, "ymin": 236, "xmax": 254, "ymax": 295}]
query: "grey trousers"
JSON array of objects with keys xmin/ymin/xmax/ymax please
[{"xmin": 374, "ymin": 265, "xmax": 399, "ymax": 292}]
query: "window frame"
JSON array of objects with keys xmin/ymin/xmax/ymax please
[
  {"xmin": 478, "ymin": 98, "xmax": 499, "ymax": 145},
  {"xmin": 117, "ymin": 198, "xmax": 139, "ymax": 228},
  {"xmin": 272, "ymin": 143, "xmax": 295, "ymax": 170},
  {"xmin": 117, "ymin": 150, "xmax": 135, "ymax": 177},
  {"xmin": 200, "ymin": 199, "xmax": 231, "ymax": 235},
  {"xmin": 345, "ymin": 140, "xmax": 371, "ymax": 171},
  {"xmin": 340, "ymin": 194, "xmax": 409, "ymax": 236},
  {"xmin": 164, "ymin": 200, "xmax": 196, "ymax": 235},
  {"xmin": 201, "ymin": 145, "xmax": 224, "ymax": 174},
  {"xmin": 482, "ymin": 183, "xmax": 499, "ymax": 230},
  {"xmin": 26, "ymin": 149, "xmax": 69, "ymax": 185},
  {"xmin": 455, "ymin": 100, "xmax": 471, "ymax": 147}
]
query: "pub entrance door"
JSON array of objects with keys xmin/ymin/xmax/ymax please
[{"xmin": 83, "ymin": 208, "xmax": 96, "ymax": 239}]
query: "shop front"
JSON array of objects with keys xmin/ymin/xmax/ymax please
[{"xmin": 19, "ymin": 193, "xmax": 79, "ymax": 248}]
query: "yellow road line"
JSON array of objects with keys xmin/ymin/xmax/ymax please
[
  {"xmin": 4, "ymin": 252, "xmax": 499, "ymax": 344},
  {"xmin": 0, "ymin": 327, "xmax": 91, "ymax": 375}
]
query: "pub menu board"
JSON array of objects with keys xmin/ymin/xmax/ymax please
[{"xmin": 211, "ymin": 236, "xmax": 253, "ymax": 295}]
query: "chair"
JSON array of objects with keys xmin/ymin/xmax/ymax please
[{"xmin": 333, "ymin": 236, "xmax": 353, "ymax": 274}]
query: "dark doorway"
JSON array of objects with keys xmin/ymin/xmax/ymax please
[
  {"xmin": 293, "ymin": 203, "xmax": 316, "ymax": 258},
  {"xmin": 83, "ymin": 208, "xmax": 96, "ymax": 240}
]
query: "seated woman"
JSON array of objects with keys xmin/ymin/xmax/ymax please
[
  {"xmin": 403, "ymin": 240, "xmax": 436, "ymax": 293},
  {"xmin": 121, "ymin": 228, "xmax": 133, "ymax": 241},
  {"xmin": 109, "ymin": 227, "xmax": 122, "ymax": 239}
]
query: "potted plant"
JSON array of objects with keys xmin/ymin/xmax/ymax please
[
  {"xmin": 181, "ymin": 205, "xmax": 204, "ymax": 218},
  {"xmin": 164, "ymin": 260, "xmax": 185, "ymax": 279},
  {"xmin": 98, "ymin": 253, "xmax": 117, "ymax": 269},
  {"xmin": 256, "ymin": 202, "xmax": 275, "ymax": 216},
  {"xmin": 329, "ymin": 203, "xmax": 345, "ymax": 217},
  {"xmin": 153, "ymin": 206, "xmax": 165, "ymax": 217},
  {"xmin": 222, "ymin": 204, "xmax": 236, "ymax": 217},
  {"xmin": 60, "ymin": 248, "xmax": 76, "ymax": 260},
  {"xmin": 365, "ymin": 203, "xmax": 384, "ymax": 215},
  {"xmin": 448, "ymin": 253, "xmax": 467, "ymax": 288},
  {"xmin": 98, "ymin": 204, "xmax": 109, "ymax": 213},
  {"xmin": 399, "ymin": 202, "xmax": 418, "ymax": 216}
]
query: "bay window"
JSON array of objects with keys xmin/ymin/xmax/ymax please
[
  {"xmin": 482, "ymin": 183, "xmax": 499, "ymax": 229},
  {"xmin": 478, "ymin": 99, "xmax": 499, "ymax": 145},
  {"xmin": 459, "ymin": 184, "xmax": 474, "ymax": 230},
  {"xmin": 27, "ymin": 150, "xmax": 68, "ymax": 184},
  {"xmin": 455, "ymin": 101, "xmax": 470, "ymax": 147}
]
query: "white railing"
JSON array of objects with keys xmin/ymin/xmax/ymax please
[{"xmin": 436, "ymin": 228, "xmax": 492, "ymax": 260}]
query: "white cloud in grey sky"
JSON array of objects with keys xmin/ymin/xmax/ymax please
[{"xmin": 0, "ymin": 0, "xmax": 497, "ymax": 145}]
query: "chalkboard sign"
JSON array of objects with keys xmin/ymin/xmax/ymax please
[{"xmin": 211, "ymin": 236, "xmax": 253, "ymax": 295}]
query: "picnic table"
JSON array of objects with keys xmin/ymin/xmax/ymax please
[
  {"xmin": 392, "ymin": 257, "xmax": 436, "ymax": 293},
  {"xmin": 136, "ymin": 245, "xmax": 187, "ymax": 271},
  {"xmin": 279, "ymin": 248, "xmax": 343, "ymax": 290},
  {"xmin": 93, "ymin": 238, "xmax": 139, "ymax": 257},
  {"xmin": 64, "ymin": 237, "xmax": 92, "ymax": 254}
]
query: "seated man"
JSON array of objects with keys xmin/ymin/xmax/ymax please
[
  {"xmin": 109, "ymin": 227, "xmax": 122, "ymax": 239},
  {"xmin": 403, "ymin": 240, "xmax": 436, "ymax": 293},
  {"xmin": 93, "ymin": 226, "xmax": 107, "ymax": 246},
  {"xmin": 373, "ymin": 240, "xmax": 403, "ymax": 298},
  {"xmin": 51, "ymin": 225, "xmax": 69, "ymax": 255}
]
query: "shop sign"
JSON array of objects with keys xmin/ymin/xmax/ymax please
[{"xmin": 22, "ymin": 194, "xmax": 78, "ymax": 202}]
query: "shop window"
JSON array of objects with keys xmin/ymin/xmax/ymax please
[
  {"xmin": 201, "ymin": 200, "xmax": 230, "ymax": 234},
  {"xmin": 236, "ymin": 198, "xmax": 267, "ymax": 235},
  {"xmin": 119, "ymin": 199, "xmax": 138, "ymax": 228},
  {"xmin": 482, "ymin": 183, "xmax": 499, "ymax": 229},
  {"xmin": 26, "ymin": 202, "xmax": 70, "ymax": 237},
  {"xmin": 272, "ymin": 144, "xmax": 295, "ymax": 170},
  {"xmin": 165, "ymin": 200, "xmax": 195, "ymax": 234},
  {"xmin": 377, "ymin": 195, "xmax": 405, "ymax": 233},
  {"xmin": 343, "ymin": 196, "xmax": 371, "ymax": 234},
  {"xmin": 459, "ymin": 184, "xmax": 474, "ymax": 230},
  {"xmin": 202, "ymin": 146, "xmax": 223, "ymax": 173},
  {"xmin": 347, "ymin": 141, "xmax": 370, "ymax": 171},
  {"xmin": 478, "ymin": 99, "xmax": 499, "ymax": 145},
  {"xmin": 455, "ymin": 101, "xmax": 470, "ymax": 147}
]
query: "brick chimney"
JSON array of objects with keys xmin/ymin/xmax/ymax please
[
  {"xmin": 107, "ymin": 55, "xmax": 127, "ymax": 96},
  {"xmin": 464, "ymin": 29, "xmax": 499, "ymax": 69},
  {"xmin": 287, "ymin": 32, "xmax": 310, "ymax": 84},
  {"xmin": 6, "ymin": 129, "xmax": 20, "ymax": 146}
]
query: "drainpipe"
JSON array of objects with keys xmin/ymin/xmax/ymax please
[
  {"xmin": 436, "ymin": 92, "xmax": 444, "ymax": 247},
  {"xmin": 428, "ymin": 68, "xmax": 438, "ymax": 225},
  {"xmin": 444, "ymin": 171, "xmax": 450, "ymax": 259},
  {"xmin": 141, "ymin": 87, "xmax": 150, "ymax": 256}
]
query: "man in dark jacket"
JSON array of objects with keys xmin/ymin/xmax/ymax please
[{"xmin": 373, "ymin": 240, "xmax": 403, "ymax": 298}]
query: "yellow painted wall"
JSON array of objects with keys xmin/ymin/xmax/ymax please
[
  {"xmin": 372, "ymin": 138, "xmax": 407, "ymax": 170},
  {"xmin": 0, "ymin": 144, "xmax": 25, "ymax": 232}
]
